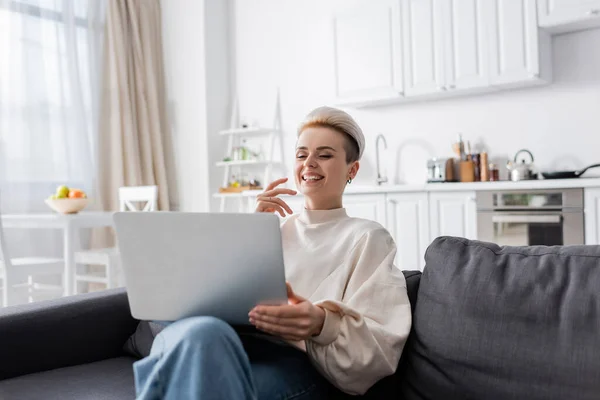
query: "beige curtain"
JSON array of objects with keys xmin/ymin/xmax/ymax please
[{"xmin": 98, "ymin": 0, "xmax": 172, "ymax": 213}]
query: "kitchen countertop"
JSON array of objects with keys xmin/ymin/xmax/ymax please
[
  {"xmin": 235, "ymin": 178, "xmax": 600, "ymax": 197},
  {"xmin": 344, "ymin": 177, "xmax": 600, "ymax": 194}
]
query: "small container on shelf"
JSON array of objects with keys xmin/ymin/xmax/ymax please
[
  {"xmin": 489, "ymin": 163, "xmax": 500, "ymax": 181},
  {"xmin": 218, "ymin": 186, "xmax": 263, "ymax": 193},
  {"xmin": 219, "ymin": 175, "xmax": 262, "ymax": 193}
]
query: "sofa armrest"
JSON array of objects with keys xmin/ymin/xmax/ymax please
[{"xmin": 0, "ymin": 288, "xmax": 139, "ymax": 380}]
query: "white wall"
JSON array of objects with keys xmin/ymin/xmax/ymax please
[
  {"xmin": 232, "ymin": 0, "xmax": 600, "ymax": 187},
  {"xmin": 162, "ymin": 0, "xmax": 211, "ymax": 211},
  {"xmin": 162, "ymin": 0, "xmax": 232, "ymax": 212},
  {"xmin": 204, "ymin": 0, "xmax": 233, "ymax": 212}
]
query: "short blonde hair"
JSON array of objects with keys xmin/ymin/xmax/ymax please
[{"xmin": 297, "ymin": 106, "xmax": 364, "ymax": 163}]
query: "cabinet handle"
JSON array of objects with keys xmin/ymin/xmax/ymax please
[
  {"xmin": 448, "ymin": 84, "xmax": 456, "ymax": 89},
  {"xmin": 587, "ymin": 9, "xmax": 600, "ymax": 15},
  {"xmin": 438, "ymin": 86, "xmax": 447, "ymax": 91}
]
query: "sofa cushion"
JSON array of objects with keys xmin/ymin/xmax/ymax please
[
  {"xmin": 0, "ymin": 356, "xmax": 136, "ymax": 400},
  {"xmin": 401, "ymin": 236, "xmax": 600, "ymax": 400},
  {"xmin": 123, "ymin": 320, "xmax": 168, "ymax": 358},
  {"xmin": 362, "ymin": 270, "xmax": 421, "ymax": 399},
  {"xmin": 123, "ymin": 270, "xmax": 423, "ymax": 364}
]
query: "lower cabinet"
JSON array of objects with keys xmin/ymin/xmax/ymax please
[
  {"xmin": 585, "ymin": 188, "xmax": 600, "ymax": 245},
  {"xmin": 428, "ymin": 191, "xmax": 478, "ymax": 240},
  {"xmin": 281, "ymin": 195, "xmax": 305, "ymax": 215},
  {"xmin": 343, "ymin": 193, "xmax": 388, "ymax": 227},
  {"xmin": 386, "ymin": 193, "xmax": 429, "ymax": 271}
]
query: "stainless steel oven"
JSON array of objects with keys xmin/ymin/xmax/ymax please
[{"xmin": 476, "ymin": 189, "xmax": 584, "ymax": 246}]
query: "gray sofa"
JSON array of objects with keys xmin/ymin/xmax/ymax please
[{"xmin": 1, "ymin": 236, "xmax": 599, "ymax": 400}]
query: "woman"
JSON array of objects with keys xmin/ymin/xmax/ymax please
[{"xmin": 133, "ymin": 106, "xmax": 411, "ymax": 399}]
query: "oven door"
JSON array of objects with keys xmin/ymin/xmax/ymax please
[{"xmin": 477, "ymin": 211, "xmax": 583, "ymax": 246}]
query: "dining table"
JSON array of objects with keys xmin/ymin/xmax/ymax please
[{"xmin": 1, "ymin": 211, "xmax": 116, "ymax": 296}]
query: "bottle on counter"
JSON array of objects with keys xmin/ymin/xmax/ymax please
[
  {"xmin": 472, "ymin": 153, "xmax": 481, "ymax": 181},
  {"xmin": 489, "ymin": 164, "xmax": 500, "ymax": 181},
  {"xmin": 480, "ymin": 152, "xmax": 489, "ymax": 181}
]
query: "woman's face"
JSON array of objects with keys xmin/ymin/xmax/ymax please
[{"xmin": 295, "ymin": 126, "xmax": 359, "ymax": 209}]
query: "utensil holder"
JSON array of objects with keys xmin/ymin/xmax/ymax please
[{"xmin": 459, "ymin": 161, "xmax": 475, "ymax": 182}]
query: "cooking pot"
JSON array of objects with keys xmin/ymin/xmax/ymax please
[{"xmin": 506, "ymin": 149, "xmax": 536, "ymax": 181}]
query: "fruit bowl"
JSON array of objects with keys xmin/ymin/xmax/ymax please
[{"xmin": 45, "ymin": 198, "xmax": 89, "ymax": 214}]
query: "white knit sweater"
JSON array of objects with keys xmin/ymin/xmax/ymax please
[{"xmin": 281, "ymin": 208, "xmax": 412, "ymax": 395}]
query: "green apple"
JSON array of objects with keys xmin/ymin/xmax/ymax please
[
  {"xmin": 56, "ymin": 185, "xmax": 69, "ymax": 199},
  {"xmin": 48, "ymin": 194, "xmax": 58, "ymax": 200}
]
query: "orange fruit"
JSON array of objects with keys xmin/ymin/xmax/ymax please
[{"xmin": 68, "ymin": 189, "xmax": 86, "ymax": 199}]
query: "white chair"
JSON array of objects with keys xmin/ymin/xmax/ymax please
[
  {"xmin": 74, "ymin": 185, "xmax": 158, "ymax": 293},
  {"xmin": 0, "ymin": 209, "xmax": 64, "ymax": 307}
]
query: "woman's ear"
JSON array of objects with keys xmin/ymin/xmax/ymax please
[{"xmin": 349, "ymin": 161, "xmax": 360, "ymax": 180}]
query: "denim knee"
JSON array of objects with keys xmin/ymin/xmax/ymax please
[{"xmin": 159, "ymin": 316, "xmax": 238, "ymax": 350}]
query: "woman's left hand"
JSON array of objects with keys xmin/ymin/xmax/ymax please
[{"xmin": 249, "ymin": 283, "xmax": 326, "ymax": 341}]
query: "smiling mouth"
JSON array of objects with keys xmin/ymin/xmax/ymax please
[{"xmin": 302, "ymin": 175, "xmax": 324, "ymax": 182}]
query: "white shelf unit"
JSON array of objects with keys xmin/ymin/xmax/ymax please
[
  {"xmin": 215, "ymin": 159, "xmax": 279, "ymax": 167},
  {"xmin": 215, "ymin": 93, "xmax": 286, "ymax": 212},
  {"xmin": 219, "ymin": 127, "xmax": 276, "ymax": 136}
]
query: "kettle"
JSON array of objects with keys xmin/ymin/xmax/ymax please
[{"xmin": 506, "ymin": 149, "xmax": 536, "ymax": 181}]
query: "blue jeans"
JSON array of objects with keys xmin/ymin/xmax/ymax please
[{"xmin": 133, "ymin": 316, "xmax": 339, "ymax": 399}]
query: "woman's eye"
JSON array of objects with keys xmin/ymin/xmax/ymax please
[
  {"xmin": 296, "ymin": 155, "xmax": 306, "ymax": 159},
  {"xmin": 320, "ymin": 155, "xmax": 332, "ymax": 159}
]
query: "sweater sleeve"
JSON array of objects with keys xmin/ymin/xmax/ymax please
[{"xmin": 305, "ymin": 227, "xmax": 412, "ymax": 395}]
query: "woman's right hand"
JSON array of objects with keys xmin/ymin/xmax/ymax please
[{"xmin": 255, "ymin": 177, "xmax": 297, "ymax": 217}]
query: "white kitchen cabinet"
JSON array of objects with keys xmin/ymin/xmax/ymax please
[
  {"xmin": 333, "ymin": 1, "xmax": 403, "ymax": 104},
  {"xmin": 443, "ymin": 0, "xmax": 490, "ymax": 91},
  {"xmin": 584, "ymin": 188, "xmax": 600, "ymax": 245},
  {"xmin": 403, "ymin": 0, "xmax": 490, "ymax": 96},
  {"xmin": 343, "ymin": 194, "xmax": 387, "ymax": 227},
  {"xmin": 487, "ymin": 0, "xmax": 552, "ymax": 86},
  {"xmin": 281, "ymin": 195, "xmax": 305, "ymax": 215},
  {"xmin": 429, "ymin": 191, "xmax": 477, "ymax": 241},
  {"xmin": 333, "ymin": 0, "xmax": 554, "ymax": 107},
  {"xmin": 386, "ymin": 193, "xmax": 429, "ymax": 271},
  {"xmin": 538, "ymin": 0, "xmax": 600, "ymax": 32},
  {"xmin": 402, "ymin": 0, "xmax": 446, "ymax": 96}
]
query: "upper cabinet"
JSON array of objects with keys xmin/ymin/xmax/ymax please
[
  {"xmin": 538, "ymin": 0, "xmax": 600, "ymax": 32},
  {"xmin": 333, "ymin": 0, "xmax": 553, "ymax": 107},
  {"xmin": 402, "ymin": 0, "xmax": 446, "ymax": 96},
  {"xmin": 402, "ymin": 0, "xmax": 490, "ymax": 96},
  {"xmin": 443, "ymin": 0, "xmax": 490, "ymax": 91},
  {"xmin": 488, "ymin": 0, "xmax": 552, "ymax": 86},
  {"xmin": 333, "ymin": 1, "xmax": 403, "ymax": 104}
]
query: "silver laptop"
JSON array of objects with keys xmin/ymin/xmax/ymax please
[{"xmin": 113, "ymin": 212, "xmax": 288, "ymax": 324}]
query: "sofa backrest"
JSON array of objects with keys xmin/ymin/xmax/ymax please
[{"xmin": 400, "ymin": 236, "xmax": 600, "ymax": 400}]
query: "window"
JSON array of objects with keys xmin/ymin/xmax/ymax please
[{"xmin": 0, "ymin": 0, "xmax": 103, "ymax": 184}]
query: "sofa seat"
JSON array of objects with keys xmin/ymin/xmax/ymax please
[{"xmin": 0, "ymin": 356, "xmax": 137, "ymax": 400}]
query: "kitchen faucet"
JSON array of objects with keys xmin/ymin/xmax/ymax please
[{"xmin": 375, "ymin": 134, "xmax": 388, "ymax": 185}]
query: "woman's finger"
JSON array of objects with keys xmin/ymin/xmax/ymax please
[
  {"xmin": 256, "ymin": 200, "xmax": 287, "ymax": 217},
  {"xmin": 257, "ymin": 196, "xmax": 293, "ymax": 215},
  {"xmin": 250, "ymin": 318, "xmax": 306, "ymax": 340},
  {"xmin": 252, "ymin": 324, "xmax": 303, "ymax": 341},
  {"xmin": 265, "ymin": 177, "xmax": 288, "ymax": 192},
  {"xmin": 249, "ymin": 311, "xmax": 305, "ymax": 327},
  {"xmin": 257, "ymin": 202, "xmax": 286, "ymax": 217},
  {"xmin": 260, "ymin": 188, "xmax": 297, "ymax": 198}
]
